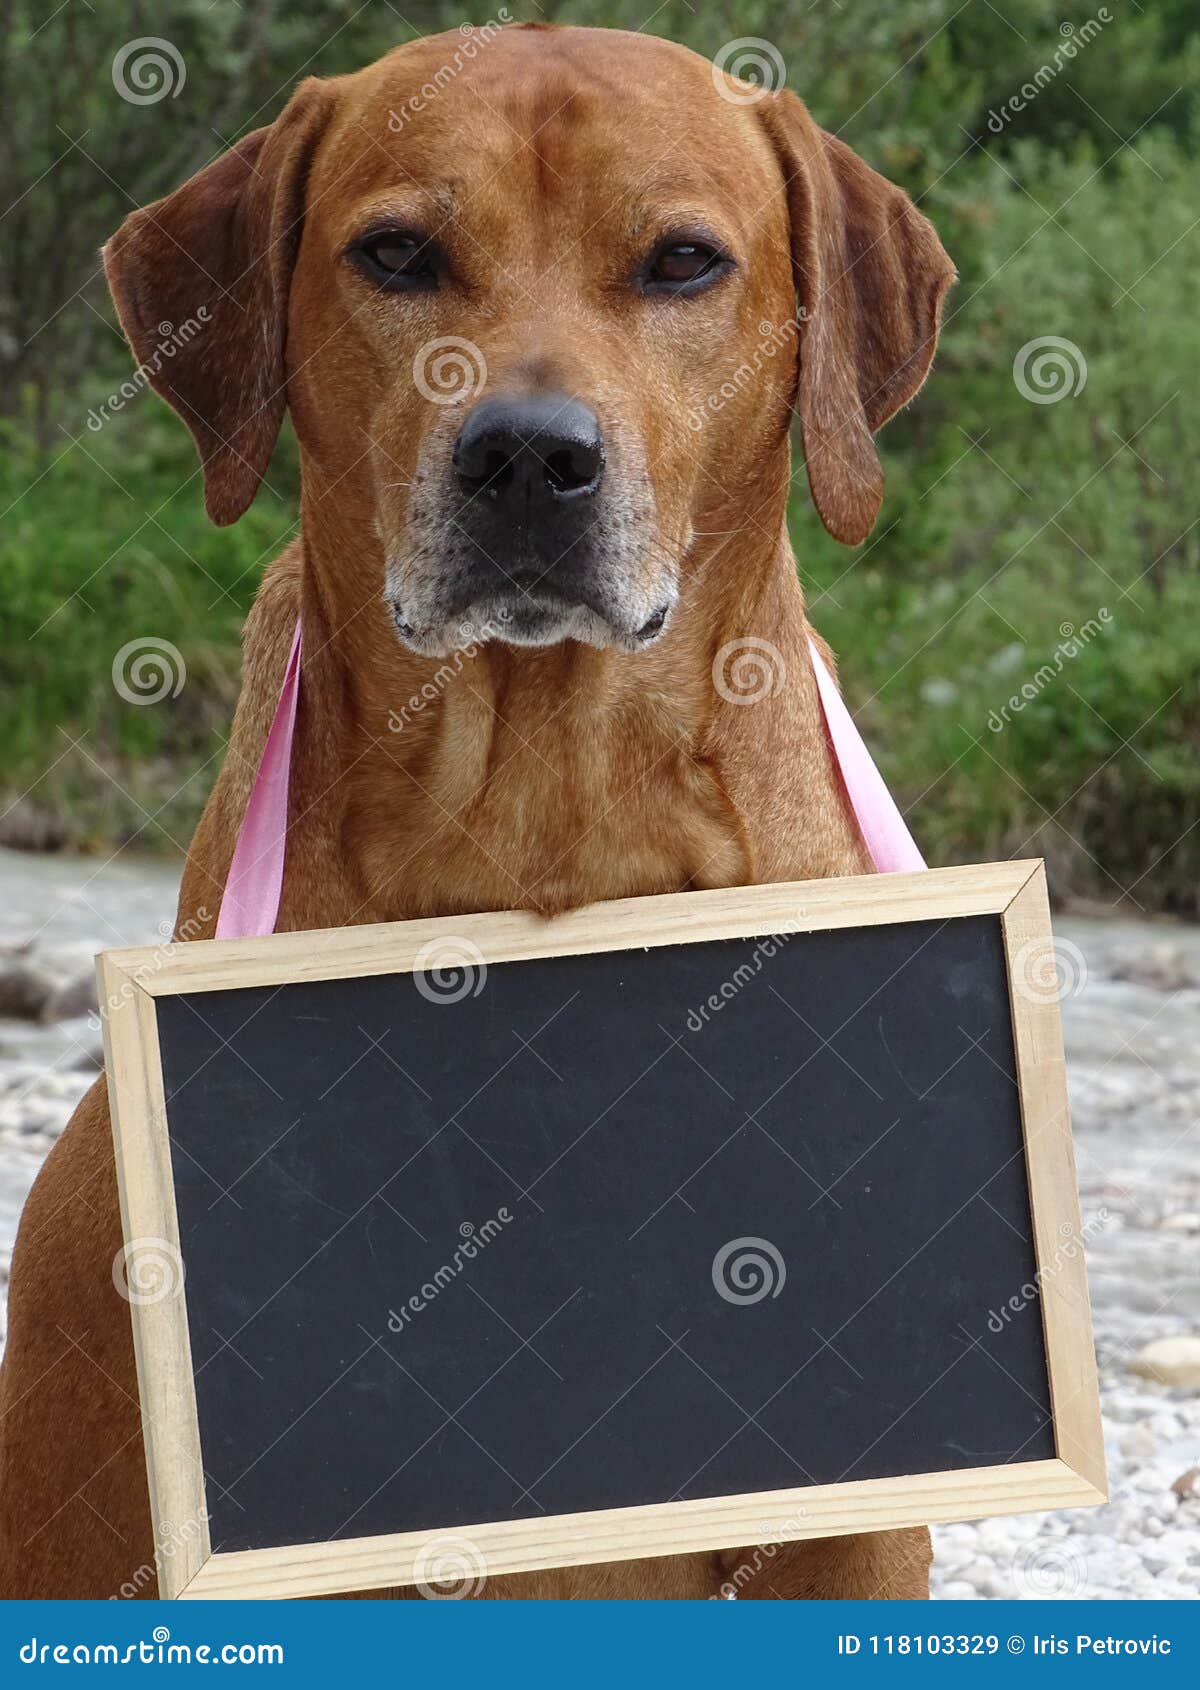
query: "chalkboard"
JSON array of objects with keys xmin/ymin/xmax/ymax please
[{"xmin": 101, "ymin": 862, "xmax": 1105, "ymax": 1599}]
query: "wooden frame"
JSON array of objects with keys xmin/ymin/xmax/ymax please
[{"xmin": 99, "ymin": 858, "xmax": 1105, "ymax": 1600}]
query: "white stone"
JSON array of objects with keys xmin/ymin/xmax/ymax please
[{"xmin": 1131, "ymin": 1337, "xmax": 1200, "ymax": 1390}]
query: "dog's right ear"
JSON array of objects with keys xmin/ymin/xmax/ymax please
[{"xmin": 102, "ymin": 80, "xmax": 333, "ymax": 526}]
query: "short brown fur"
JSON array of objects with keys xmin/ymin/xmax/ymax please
[{"xmin": 0, "ymin": 24, "xmax": 952, "ymax": 1600}]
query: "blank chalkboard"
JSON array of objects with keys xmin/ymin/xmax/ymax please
[{"xmin": 100, "ymin": 862, "xmax": 1105, "ymax": 1599}]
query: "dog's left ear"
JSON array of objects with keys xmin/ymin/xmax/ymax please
[
  {"xmin": 102, "ymin": 79, "xmax": 334, "ymax": 526},
  {"xmin": 758, "ymin": 91, "xmax": 956, "ymax": 545}
]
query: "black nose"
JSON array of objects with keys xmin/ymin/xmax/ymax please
[{"xmin": 452, "ymin": 393, "xmax": 604, "ymax": 514}]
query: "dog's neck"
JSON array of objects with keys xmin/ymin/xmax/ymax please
[{"xmin": 270, "ymin": 461, "xmax": 865, "ymax": 924}]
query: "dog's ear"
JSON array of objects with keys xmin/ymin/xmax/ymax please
[
  {"xmin": 757, "ymin": 91, "xmax": 955, "ymax": 545},
  {"xmin": 102, "ymin": 80, "xmax": 333, "ymax": 526}
]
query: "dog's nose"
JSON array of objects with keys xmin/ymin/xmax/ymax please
[{"xmin": 452, "ymin": 393, "xmax": 604, "ymax": 513}]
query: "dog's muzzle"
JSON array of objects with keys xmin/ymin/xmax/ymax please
[{"xmin": 386, "ymin": 390, "xmax": 675, "ymax": 656}]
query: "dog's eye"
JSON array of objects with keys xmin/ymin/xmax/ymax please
[
  {"xmin": 350, "ymin": 231, "xmax": 438, "ymax": 291},
  {"xmin": 642, "ymin": 239, "xmax": 731, "ymax": 295}
]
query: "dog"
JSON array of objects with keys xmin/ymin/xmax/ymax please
[{"xmin": 0, "ymin": 22, "xmax": 953, "ymax": 1599}]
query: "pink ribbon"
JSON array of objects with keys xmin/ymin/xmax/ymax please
[
  {"xmin": 806, "ymin": 636, "xmax": 926, "ymax": 875},
  {"xmin": 214, "ymin": 619, "xmax": 922, "ymax": 940},
  {"xmin": 214, "ymin": 620, "xmax": 303, "ymax": 940}
]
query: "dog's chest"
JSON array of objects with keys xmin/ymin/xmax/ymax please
[{"xmin": 347, "ymin": 698, "xmax": 750, "ymax": 919}]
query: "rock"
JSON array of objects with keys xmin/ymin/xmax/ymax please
[
  {"xmin": 1171, "ymin": 1466, "xmax": 1200, "ymax": 1501},
  {"xmin": 939, "ymin": 1579, "xmax": 977, "ymax": 1601},
  {"xmin": 39, "ymin": 968, "xmax": 97, "ymax": 1023},
  {"xmin": 1112, "ymin": 944, "xmax": 1196, "ymax": 993},
  {"xmin": 1119, "ymin": 1423, "xmax": 1158, "ymax": 1457},
  {"xmin": 1142, "ymin": 1529, "xmax": 1198, "ymax": 1571},
  {"xmin": 0, "ymin": 943, "xmax": 98, "ymax": 1024},
  {"xmin": 1130, "ymin": 1337, "xmax": 1200, "ymax": 1390},
  {"xmin": 0, "ymin": 949, "xmax": 52, "ymax": 1019}
]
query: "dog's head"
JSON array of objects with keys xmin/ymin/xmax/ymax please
[{"xmin": 104, "ymin": 24, "xmax": 953, "ymax": 658}]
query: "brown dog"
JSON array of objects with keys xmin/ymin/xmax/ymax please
[{"xmin": 0, "ymin": 23, "xmax": 952, "ymax": 1599}]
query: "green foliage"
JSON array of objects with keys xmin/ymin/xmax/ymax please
[{"xmin": 0, "ymin": 0, "xmax": 1196, "ymax": 907}]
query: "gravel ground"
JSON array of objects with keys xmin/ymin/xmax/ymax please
[{"xmin": 0, "ymin": 845, "xmax": 1196, "ymax": 1600}]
